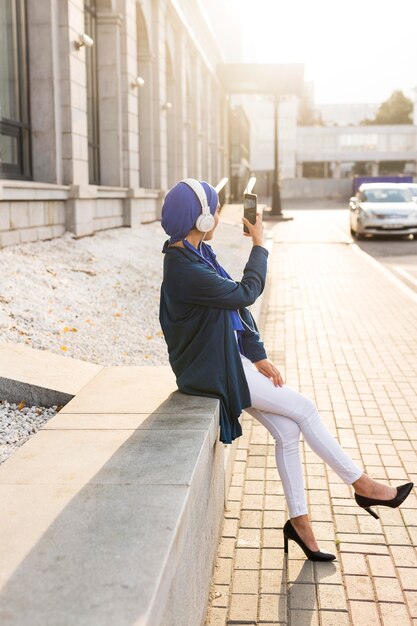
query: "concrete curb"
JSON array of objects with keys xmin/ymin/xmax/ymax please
[
  {"xmin": 0, "ymin": 340, "xmax": 102, "ymax": 406},
  {"xmin": 0, "ymin": 342, "xmax": 234, "ymax": 626}
]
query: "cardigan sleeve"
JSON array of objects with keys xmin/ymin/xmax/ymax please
[
  {"xmin": 238, "ymin": 306, "xmax": 268, "ymax": 362},
  {"xmin": 171, "ymin": 245, "xmax": 269, "ymax": 310}
]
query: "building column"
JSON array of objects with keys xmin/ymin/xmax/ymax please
[
  {"xmin": 56, "ymin": 0, "xmax": 95, "ymax": 236},
  {"xmin": 175, "ymin": 30, "xmax": 187, "ymax": 180},
  {"xmin": 371, "ymin": 161, "xmax": 379, "ymax": 176},
  {"xmin": 195, "ymin": 56, "xmax": 203, "ymax": 179},
  {"xmin": 96, "ymin": 12, "xmax": 124, "ymax": 186},
  {"xmin": 221, "ymin": 96, "xmax": 231, "ymax": 195},
  {"xmin": 296, "ymin": 162, "xmax": 303, "ymax": 178},
  {"xmin": 119, "ymin": 0, "xmax": 139, "ymax": 189},
  {"xmin": 151, "ymin": 0, "xmax": 168, "ymax": 191},
  {"xmin": 26, "ymin": 0, "xmax": 63, "ymax": 184},
  {"xmin": 210, "ymin": 83, "xmax": 219, "ymax": 183},
  {"xmin": 185, "ymin": 56, "xmax": 197, "ymax": 178},
  {"xmin": 166, "ymin": 45, "xmax": 177, "ymax": 189},
  {"xmin": 332, "ymin": 161, "xmax": 341, "ymax": 179},
  {"xmin": 58, "ymin": 0, "xmax": 89, "ymax": 186},
  {"xmin": 136, "ymin": 52, "xmax": 155, "ymax": 188},
  {"xmin": 206, "ymin": 82, "xmax": 213, "ymax": 183}
]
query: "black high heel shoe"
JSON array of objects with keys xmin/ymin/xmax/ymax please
[
  {"xmin": 354, "ymin": 482, "xmax": 414, "ymax": 519},
  {"xmin": 283, "ymin": 519, "xmax": 336, "ymax": 561}
]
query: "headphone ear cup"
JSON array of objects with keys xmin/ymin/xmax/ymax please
[{"xmin": 195, "ymin": 212, "xmax": 215, "ymax": 232}]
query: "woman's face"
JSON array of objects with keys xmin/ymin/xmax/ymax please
[{"xmin": 202, "ymin": 202, "xmax": 220, "ymax": 241}]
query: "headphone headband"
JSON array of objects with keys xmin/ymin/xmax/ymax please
[
  {"xmin": 179, "ymin": 178, "xmax": 215, "ymax": 234},
  {"xmin": 180, "ymin": 178, "xmax": 209, "ymax": 214}
]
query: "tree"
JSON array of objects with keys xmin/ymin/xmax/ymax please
[
  {"xmin": 360, "ymin": 90, "xmax": 413, "ymax": 125},
  {"xmin": 297, "ymin": 92, "xmax": 324, "ymax": 126}
]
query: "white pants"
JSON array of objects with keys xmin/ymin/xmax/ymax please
[{"xmin": 239, "ymin": 352, "xmax": 363, "ymax": 517}]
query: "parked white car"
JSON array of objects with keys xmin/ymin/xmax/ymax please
[
  {"xmin": 349, "ymin": 183, "xmax": 417, "ymax": 239},
  {"xmin": 398, "ymin": 182, "xmax": 417, "ymax": 203}
]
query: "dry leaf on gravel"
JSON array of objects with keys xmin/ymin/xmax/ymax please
[{"xmin": 70, "ymin": 268, "xmax": 97, "ymax": 276}]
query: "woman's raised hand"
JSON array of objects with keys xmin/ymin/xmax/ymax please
[
  {"xmin": 253, "ymin": 358, "xmax": 284, "ymax": 387},
  {"xmin": 242, "ymin": 212, "xmax": 264, "ymax": 247}
]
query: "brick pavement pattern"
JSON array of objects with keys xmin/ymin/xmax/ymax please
[{"xmin": 205, "ymin": 211, "xmax": 417, "ymax": 626}]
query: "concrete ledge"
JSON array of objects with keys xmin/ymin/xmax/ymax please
[
  {"xmin": 0, "ymin": 180, "xmax": 69, "ymax": 202},
  {"xmin": 0, "ymin": 343, "xmax": 236, "ymax": 626},
  {"xmin": 0, "ymin": 341, "xmax": 102, "ymax": 406}
]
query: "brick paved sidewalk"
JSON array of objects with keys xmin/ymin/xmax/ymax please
[{"xmin": 205, "ymin": 211, "xmax": 417, "ymax": 626}]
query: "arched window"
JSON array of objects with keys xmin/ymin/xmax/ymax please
[
  {"xmin": 0, "ymin": 0, "xmax": 31, "ymax": 179},
  {"xmin": 85, "ymin": 0, "xmax": 100, "ymax": 184}
]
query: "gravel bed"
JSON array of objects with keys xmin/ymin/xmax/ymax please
[
  {"xmin": 0, "ymin": 219, "xmax": 251, "ymax": 366},
  {"xmin": 0, "ymin": 400, "xmax": 59, "ymax": 465},
  {"xmin": 0, "ymin": 216, "xmax": 254, "ymax": 464}
]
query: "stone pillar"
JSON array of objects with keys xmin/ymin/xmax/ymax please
[
  {"xmin": 195, "ymin": 57, "xmax": 203, "ymax": 179},
  {"xmin": 137, "ymin": 53, "xmax": 155, "ymax": 188},
  {"xmin": 151, "ymin": 0, "xmax": 168, "ymax": 191},
  {"xmin": 332, "ymin": 161, "xmax": 341, "ymax": 179},
  {"xmin": 221, "ymin": 96, "xmax": 230, "ymax": 194},
  {"xmin": 26, "ymin": 0, "xmax": 63, "ymax": 184},
  {"xmin": 371, "ymin": 161, "xmax": 379, "ymax": 176},
  {"xmin": 119, "ymin": 0, "xmax": 139, "ymax": 188},
  {"xmin": 185, "ymin": 57, "xmax": 197, "ymax": 178},
  {"xmin": 210, "ymin": 83, "xmax": 219, "ymax": 183},
  {"xmin": 296, "ymin": 162, "xmax": 303, "ymax": 178},
  {"xmin": 66, "ymin": 185, "xmax": 97, "ymax": 237},
  {"xmin": 166, "ymin": 45, "xmax": 177, "ymax": 189},
  {"xmin": 206, "ymin": 83, "xmax": 213, "ymax": 183},
  {"xmin": 58, "ymin": 0, "xmax": 89, "ymax": 186},
  {"xmin": 96, "ymin": 12, "xmax": 124, "ymax": 186},
  {"xmin": 175, "ymin": 30, "xmax": 187, "ymax": 180}
]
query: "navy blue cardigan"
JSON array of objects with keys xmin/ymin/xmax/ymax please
[{"xmin": 159, "ymin": 240, "xmax": 269, "ymax": 443}]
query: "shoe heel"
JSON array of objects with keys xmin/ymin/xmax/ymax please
[
  {"xmin": 284, "ymin": 535, "xmax": 288, "ymax": 554},
  {"xmin": 365, "ymin": 507, "xmax": 379, "ymax": 519}
]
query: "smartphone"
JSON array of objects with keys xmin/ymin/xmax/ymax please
[{"xmin": 243, "ymin": 193, "xmax": 257, "ymax": 234}]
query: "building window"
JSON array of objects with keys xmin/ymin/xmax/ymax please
[
  {"xmin": 339, "ymin": 133, "xmax": 378, "ymax": 151},
  {"xmin": 85, "ymin": 0, "xmax": 100, "ymax": 185},
  {"xmin": 302, "ymin": 162, "xmax": 330, "ymax": 178},
  {"xmin": 0, "ymin": 0, "xmax": 31, "ymax": 180}
]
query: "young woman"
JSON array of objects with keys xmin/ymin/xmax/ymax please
[{"xmin": 159, "ymin": 178, "xmax": 413, "ymax": 561}]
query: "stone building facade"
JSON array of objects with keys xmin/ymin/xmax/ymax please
[{"xmin": 0, "ymin": 0, "xmax": 238, "ymax": 247}]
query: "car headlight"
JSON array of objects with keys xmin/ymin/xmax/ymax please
[{"xmin": 358, "ymin": 208, "xmax": 369, "ymax": 220}]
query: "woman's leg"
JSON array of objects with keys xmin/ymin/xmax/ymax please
[
  {"xmin": 240, "ymin": 354, "xmax": 364, "ymax": 486},
  {"xmin": 244, "ymin": 405, "xmax": 308, "ymax": 518},
  {"xmin": 240, "ymin": 353, "xmax": 366, "ymax": 551},
  {"xmin": 239, "ymin": 353, "xmax": 399, "ymax": 550},
  {"xmin": 244, "ymin": 405, "xmax": 324, "ymax": 551}
]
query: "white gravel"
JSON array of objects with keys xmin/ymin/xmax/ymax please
[
  {"xmin": 0, "ymin": 219, "xmax": 251, "ymax": 366},
  {"xmin": 0, "ymin": 216, "xmax": 254, "ymax": 464},
  {"xmin": 0, "ymin": 400, "xmax": 59, "ymax": 465}
]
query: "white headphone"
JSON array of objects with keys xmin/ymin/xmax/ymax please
[{"xmin": 180, "ymin": 178, "xmax": 216, "ymax": 233}]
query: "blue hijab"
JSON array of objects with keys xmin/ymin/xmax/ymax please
[
  {"xmin": 161, "ymin": 180, "xmax": 218, "ymax": 245},
  {"xmin": 160, "ymin": 180, "xmax": 245, "ymax": 347}
]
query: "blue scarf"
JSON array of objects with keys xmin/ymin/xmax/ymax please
[{"xmin": 182, "ymin": 239, "xmax": 245, "ymax": 352}]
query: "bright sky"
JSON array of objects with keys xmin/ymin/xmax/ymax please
[{"xmin": 234, "ymin": 0, "xmax": 417, "ymax": 105}]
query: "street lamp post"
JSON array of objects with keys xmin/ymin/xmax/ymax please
[{"xmin": 271, "ymin": 93, "xmax": 283, "ymax": 216}]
